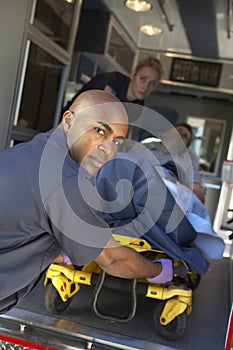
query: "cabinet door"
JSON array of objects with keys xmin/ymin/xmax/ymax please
[
  {"xmin": 34, "ymin": 0, "xmax": 76, "ymax": 50},
  {"xmin": 107, "ymin": 23, "xmax": 135, "ymax": 73},
  {"xmin": 74, "ymin": 10, "xmax": 135, "ymax": 74}
]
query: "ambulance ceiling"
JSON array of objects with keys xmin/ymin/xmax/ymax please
[{"xmin": 81, "ymin": 0, "xmax": 233, "ymax": 61}]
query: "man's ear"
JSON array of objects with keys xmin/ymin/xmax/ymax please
[{"xmin": 62, "ymin": 111, "xmax": 74, "ymax": 134}]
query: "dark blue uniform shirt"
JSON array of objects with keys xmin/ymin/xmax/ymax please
[
  {"xmin": 0, "ymin": 127, "xmax": 111, "ymax": 312},
  {"xmin": 62, "ymin": 71, "xmax": 144, "ymax": 114}
]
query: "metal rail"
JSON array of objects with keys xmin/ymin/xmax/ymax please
[
  {"xmin": 227, "ymin": 0, "xmax": 232, "ymax": 39},
  {"xmin": 0, "ymin": 309, "xmax": 178, "ymax": 350},
  {"xmin": 157, "ymin": 0, "xmax": 174, "ymax": 32}
]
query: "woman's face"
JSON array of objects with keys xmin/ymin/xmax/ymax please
[{"xmin": 128, "ymin": 66, "xmax": 160, "ymax": 101}]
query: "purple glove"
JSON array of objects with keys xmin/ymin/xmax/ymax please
[
  {"xmin": 146, "ymin": 259, "xmax": 173, "ymax": 284},
  {"xmin": 61, "ymin": 250, "xmax": 72, "ymax": 264}
]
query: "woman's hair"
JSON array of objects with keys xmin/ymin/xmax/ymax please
[
  {"xmin": 175, "ymin": 122, "xmax": 194, "ymax": 147},
  {"xmin": 133, "ymin": 56, "xmax": 163, "ymax": 80}
]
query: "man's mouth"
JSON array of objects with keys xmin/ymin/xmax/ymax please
[{"xmin": 89, "ymin": 155, "xmax": 106, "ymax": 169}]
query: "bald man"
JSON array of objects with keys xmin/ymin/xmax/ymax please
[{"xmin": 0, "ymin": 90, "xmax": 172, "ymax": 314}]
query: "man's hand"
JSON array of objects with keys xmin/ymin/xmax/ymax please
[
  {"xmin": 53, "ymin": 251, "xmax": 71, "ymax": 264},
  {"xmin": 95, "ymin": 236, "xmax": 173, "ymax": 282},
  {"xmin": 193, "ymin": 183, "xmax": 205, "ymax": 203},
  {"xmin": 146, "ymin": 259, "xmax": 173, "ymax": 284}
]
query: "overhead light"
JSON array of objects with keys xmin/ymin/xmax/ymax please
[
  {"xmin": 139, "ymin": 24, "xmax": 163, "ymax": 36},
  {"xmin": 124, "ymin": 0, "xmax": 152, "ymax": 12}
]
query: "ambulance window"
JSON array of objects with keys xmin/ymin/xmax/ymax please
[{"xmin": 187, "ymin": 116, "xmax": 225, "ymax": 174}]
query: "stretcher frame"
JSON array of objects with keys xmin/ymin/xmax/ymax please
[{"xmin": 44, "ymin": 234, "xmax": 197, "ymax": 341}]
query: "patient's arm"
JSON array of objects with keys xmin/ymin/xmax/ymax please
[{"xmin": 193, "ymin": 182, "xmax": 205, "ymax": 204}]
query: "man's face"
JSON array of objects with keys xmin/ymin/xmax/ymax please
[
  {"xmin": 130, "ymin": 66, "xmax": 160, "ymax": 100},
  {"xmin": 66, "ymin": 103, "xmax": 128, "ymax": 175},
  {"xmin": 162, "ymin": 125, "xmax": 191, "ymax": 154},
  {"xmin": 175, "ymin": 126, "xmax": 192, "ymax": 147}
]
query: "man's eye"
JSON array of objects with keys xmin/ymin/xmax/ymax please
[
  {"xmin": 113, "ymin": 139, "xmax": 124, "ymax": 146},
  {"xmin": 140, "ymin": 76, "xmax": 146, "ymax": 81},
  {"xmin": 94, "ymin": 127, "xmax": 105, "ymax": 136}
]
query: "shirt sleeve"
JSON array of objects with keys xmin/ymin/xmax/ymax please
[{"xmin": 42, "ymin": 175, "xmax": 112, "ymax": 266}]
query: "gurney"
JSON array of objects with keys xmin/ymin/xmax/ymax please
[
  {"xmin": 44, "ymin": 154, "xmax": 224, "ymax": 341},
  {"xmin": 94, "ymin": 153, "xmax": 225, "ymax": 275},
  {"xmin": 44, "ymin": 234, "xmax": 194, "ymax": 341}
]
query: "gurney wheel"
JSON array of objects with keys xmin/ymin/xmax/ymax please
[
  {"xmin": 44, "ymin": 283, "xmax": 71, "ymax": 314},
  {"xmin": 153, "ymin": 301, "xmax": 187, "ymax": 341},
  {"xmin": 186, "ymin": 272, "xmax": 201, "ymax": 290},
  {"xmin": 173, "ymin": 272, "xmax": 201, "ymax": 290}
]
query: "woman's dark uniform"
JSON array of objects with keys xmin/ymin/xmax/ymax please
[{"xmin": 62, "ymin": 71, "xmax": 144, "ymax": 113}]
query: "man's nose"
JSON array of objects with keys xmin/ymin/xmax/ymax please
[{"xmin": 98, "ymin": 140, "xmax": 116, "ymax": 157}]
